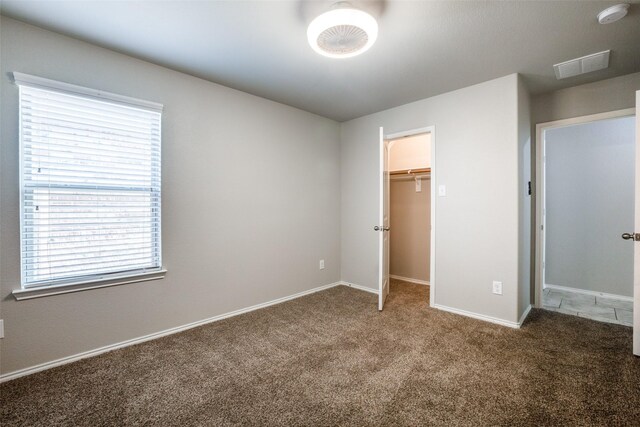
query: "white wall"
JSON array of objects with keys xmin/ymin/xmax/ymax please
[
  {"xmin": 389, "ymin": 133, "xmax": 431, "ymax": 171},
  {"xmin": 340, "ymin": 74, "xmax": 527, "ymax": 324},
  {"xmin": 0, "ymin": 18, "xmax": 341, "ymax": 376},
  {"xmin": 545, "ymin": 116, "xmax": 635, "ymax": 297}
]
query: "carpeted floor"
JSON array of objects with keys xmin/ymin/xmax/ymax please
[{"xmin": 1, "ymin": 280, "xmax": 639, "ymax": 426}]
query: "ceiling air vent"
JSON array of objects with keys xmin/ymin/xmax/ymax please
[{"xmin": 553, "ymin": 50, "xmax": 610, "ymax": 80}]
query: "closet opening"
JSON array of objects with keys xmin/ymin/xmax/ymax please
[
  {"xmin": 380, "ymin": 130, "xmax": 433, "ymax": 309},
  {"xmin": 535, "ymin": 109, "xmax": 635, "ymax": 326}
]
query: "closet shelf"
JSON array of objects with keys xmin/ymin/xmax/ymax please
[{"xmin": 389, "ymin": 167, "xmax": 431, "ymax": 176}]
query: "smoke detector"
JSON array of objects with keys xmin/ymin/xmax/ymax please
[
  {"xmin": 597, "ymin": 4, "xmax": 629, "ymax": 24},
  {"xmin": 307, "ymin": 2, "xmax": 378, "ymax": 59}
]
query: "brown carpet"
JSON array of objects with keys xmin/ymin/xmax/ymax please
[{"xmin": 1, "ymin": 280, "xmax": 639, "ymax": 426}]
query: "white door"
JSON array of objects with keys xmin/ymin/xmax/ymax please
[
  {"xmin": 378, "ymin": 127, "xmax": 390, "ymax": 310},
  {"xmin": 634, "ymin": 91, "xmax": 640, "ymax": 356}
]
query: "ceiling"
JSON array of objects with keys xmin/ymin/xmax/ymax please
[{"xmin": 1, "ymin": 1, "xmax": 639, "ymax": 122}]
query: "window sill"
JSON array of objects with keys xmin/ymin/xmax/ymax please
[{"xmin": 12, "ymin": 269, "xmax": 167, "ymax": 301}]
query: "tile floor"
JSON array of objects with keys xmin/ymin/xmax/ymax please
[{"xmin": 542, "ymin": 287, "xmax": 633, "ymax": 326}]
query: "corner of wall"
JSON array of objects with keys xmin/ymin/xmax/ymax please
[{"xmin": 517, "ymin": 74, "xmax": 532, "ymax": 320}]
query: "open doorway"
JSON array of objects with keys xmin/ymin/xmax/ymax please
[
  {"xmin": 378, "ymin": 127, "xmax": 434, "ymax": 311},
  {"xmin": 535, "ymin": 109, "xmax": 635, "ymax": 326}
]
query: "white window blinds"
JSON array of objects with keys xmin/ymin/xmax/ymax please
[{"xmin": 16, "ymin": 73, "xmax": 163, "ymax": 288}]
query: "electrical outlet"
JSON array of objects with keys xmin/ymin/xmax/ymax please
[
  {"xmin": 0, "ymin": 319, "xmax": 4, "ymax": 339},
  {"xmin": 319, "ymin": 259, "xmax": 325, "ymax": 270},
  {"xmin": 438, "ymin": 185, "xmax": 446, "ymax": 197},
  {"xmin": 492, "ymin": 281, "xmax": 503, "ymax": 295}
]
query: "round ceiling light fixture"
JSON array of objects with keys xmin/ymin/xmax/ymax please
[
  {"xmin": 307, "ymin": 2, "xmax": 378, "ymax": 59},
  {"xmin": 597, "ymin": 4, "xmax": 629, "ymax": 24}
]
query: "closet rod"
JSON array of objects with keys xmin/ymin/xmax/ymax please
[
  {"xmin": 389, "ymin": 167, "xmax": 431, "ymax": 176},
  {"xmin": 391, "ymin": 175, "xmax": 430, "ymax": 181}
]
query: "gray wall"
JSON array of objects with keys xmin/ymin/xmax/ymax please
[
  {"xmin": 390, "ymin": 178, "xmax": 430, "ymax": 282},
  {"xmin": 545, "ymin": 116, "xmax": 635, "ymax": 297},
  {"xmin": 518, "ymin": 76, "xmax": 532, "ymax": 318},
  {"xmin": 340, "ymin": 74, "xmax": 527, "ymax": 324},
  {"xmin": 532, "ymin": 72, "xmax": 640, "ymax": 124},
  {"xmin": 0, "ymin": 18, "xmax": 341, "ymax": 376}
]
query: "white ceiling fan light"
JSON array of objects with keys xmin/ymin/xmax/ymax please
[{"xmin": 307, "ymin": 2, "xmax": 378, "ymax": 59}]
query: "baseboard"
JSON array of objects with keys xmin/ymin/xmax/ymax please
[
  {"xmin": 433, "ymin": 304, "xmax": 523, "ymax": 329},
  {"xmin": 0, "ymin": 281, "xmax": 342, "ymax": 383},
  {"xmin": 389, "ymin": 275, "xmax": 430, "ymax": 286},
  {"xmin": 544, "ymin": 283, "xmax": 633, "ymax": 302},
  {"xmin": 518, "ymin": 304, "xmax": 533, "ymax": 327},
  {"xmin": 339, "ymin": 281, "xmax": 379, "ymax": 295}
]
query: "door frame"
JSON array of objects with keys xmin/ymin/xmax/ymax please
[
  {"xmin": 383, "ymin": 125, "xmax": 436, "ymax": 307},
  {"xmin": 378, "ymin": 128, "xmax": 390, "ymax": 310},
  {"xmin": 534, "ymin": 107, "xmax": 636, "ymax": 308}
]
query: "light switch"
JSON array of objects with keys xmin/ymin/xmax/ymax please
[
  {"xmin": 415, "ymin": 177, "xmax": 422, "ymax": 192},
  {"xmin": 438, "ymin": 185, "xmax": 446, "ymax": 197}
]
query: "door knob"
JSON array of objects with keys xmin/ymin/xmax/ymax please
[{"xmin": 621, "ymin": 232, "xmax": 640, "ymax": 241}]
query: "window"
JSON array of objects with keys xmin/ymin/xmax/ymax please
[{"xmin": 15, "ymin": 73, "xmax": 163, "ymax": 290}]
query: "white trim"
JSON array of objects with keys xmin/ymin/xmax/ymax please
[
  {"xmin": 544, "ymin": 283, "xmax": 633, "ymax": 302},
  {"xmin": 389, "ymin": 275, "xmax": 430, "ymax": 286},
  {"xmin": 11, "ymin": 72, "xmax": 163, "ymax": 112},
  {"xmin": 382, "ymin": 125, "xmax": 436, "ymax": 308},
  {"xmin": 433, "ymin": 304, "xmax": 525, "ymax": 329},
  {"xmin": 429, "ymin": 126, "xmax": 436, "ymax": 308},
  {"xmin": 518, "ymin": 304, "xmax": 533, "ymax": 326},
  {"xmin": 534, "ymin": 108, "xmax": 636, "ymax": 308},
  {"xmin": 378, "ymin": 127, "xmax": 386, "ymax": 310},
  {"xmin": 12, "ymin": 270, "xmax": 167, "ymax": 301},
  {"xmin": 0, "ymin": 281, "xmax": 342, "ymax": 383},
  {"xmin": 536, "ymin": 108, "xmax": 635, "ymax": 133},
  {"xmin": 385, "ymin": 127, "xmax": 433, "ymax": 140},
  {"xmin": 340, "ymin": 281, "xmax": 379, "ymax": 295}
]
